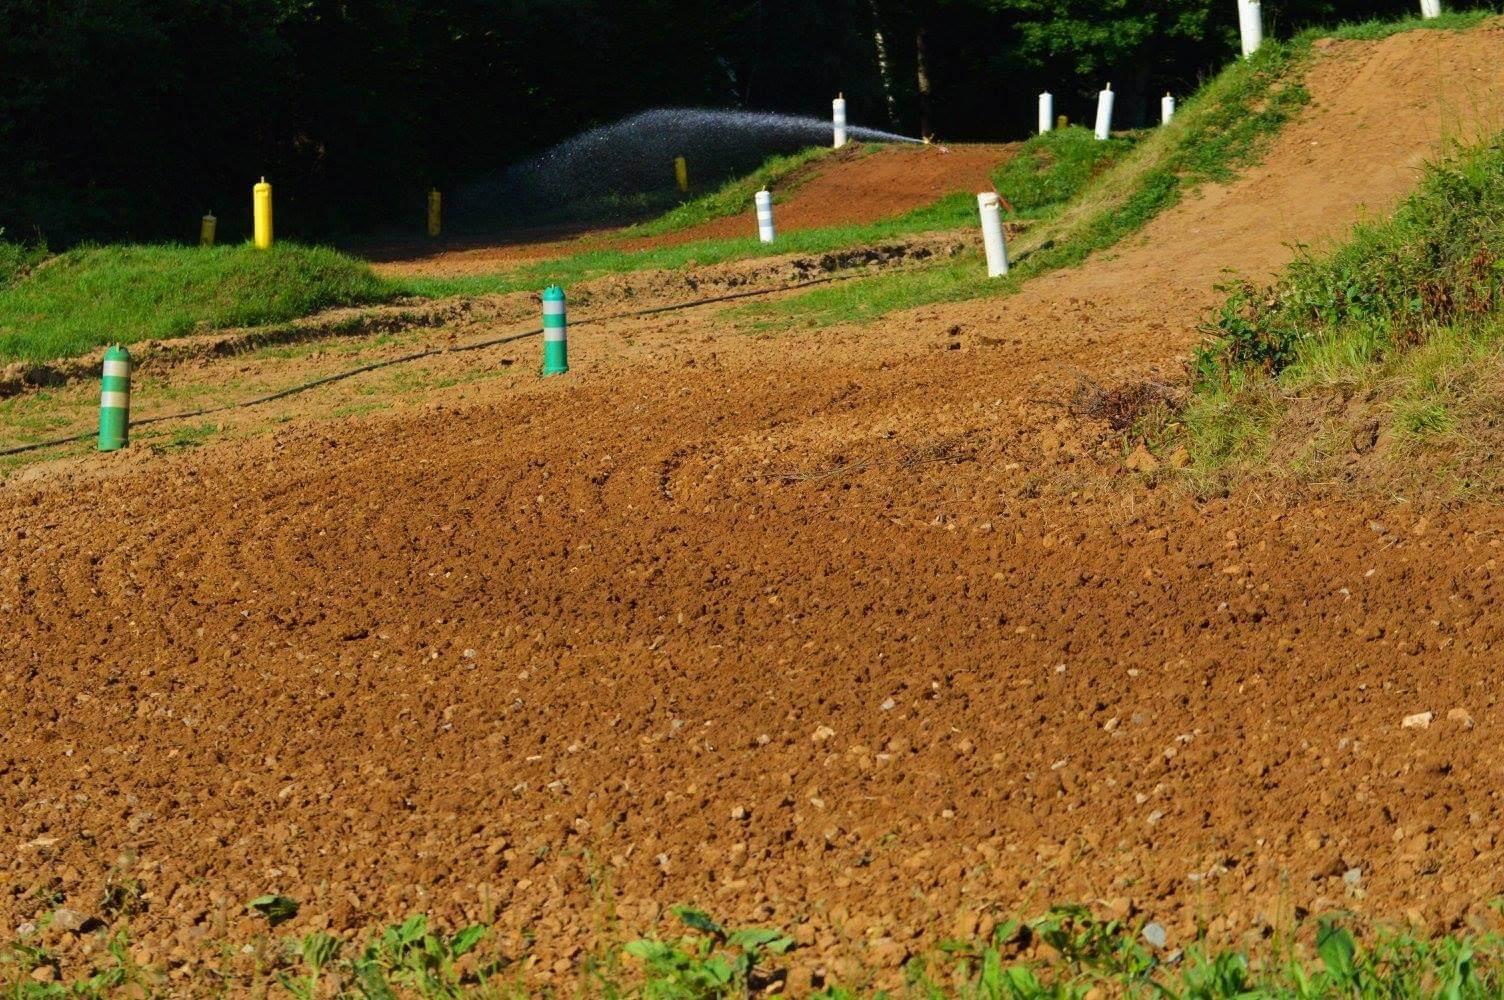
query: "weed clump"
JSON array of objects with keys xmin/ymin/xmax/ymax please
[{"xmin": 1196, "ymin": 134, "xmax": 1504, "ymax": 381}]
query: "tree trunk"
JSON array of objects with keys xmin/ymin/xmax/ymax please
[
  {"xmin": 914, "ymin": 24, "xmax": 933, "ymax": 139},
  {"xmin": 867, "ymin": 0, "xmax": 898, "ymax": 128}
]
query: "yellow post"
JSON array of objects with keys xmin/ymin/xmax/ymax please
[
  {"xmin": 199, "ymin": 212, "xmax": 217, "ymax": 247},
  {"xmin": 253, "ymin": 177, "xmax": 273, "ymax": 250},
  {"xmin": 1057, "ymin": 114, "xmax": 1069, "ymax": 130},
  {"xmin": 427, "ymin": 188, "xmax": 442, "ymax": 238},
  {"xmin": 674, "ymin": 156, "xmax": 689, "ymax": 193}
]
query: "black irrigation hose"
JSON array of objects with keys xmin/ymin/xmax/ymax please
[{"xmin": 0, "ymin": 262, "xmax": 935, "ymax": 458}]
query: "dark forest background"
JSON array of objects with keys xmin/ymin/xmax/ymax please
[{"xmin": 0, "ymin": 0, "xmax": 1472, "ymax": 246}]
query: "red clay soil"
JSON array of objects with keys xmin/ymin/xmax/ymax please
[
  {"xmin": 373, "ymin": 143, "xmax": 1013, "ymax": 278},
  {"xmin": 5, "ymin": 25, "xmax": 1504, "ymax": 994}
]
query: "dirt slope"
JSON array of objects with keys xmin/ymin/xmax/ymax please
[
  {"xmin": 374, "ymin": 143, "xmax": 1013, "ymax": 278},
  {"xmin": 4, "ymin": 24, "xmax": 1504, "ymax": 992}
]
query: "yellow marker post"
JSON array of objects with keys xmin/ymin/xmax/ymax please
[
  {"xmin": 200, "ymin": 212, "xmax": 217, "ymax": 247},
  {"xmin": 1057, "ymin": 114, "xmax": 1069, "ymax": 130},
  {"xmin": 674, "ymin": 156, "xmax": 689, "ymax": 193},
  {"xmin": 427, "ymin": 188, "xmax": 442, "ymax": 238},
  {"xmin": 253, "ymin": 177, "xmax": 273, "ymax": 249}
]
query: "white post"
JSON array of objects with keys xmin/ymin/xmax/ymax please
[
  {"xmin": 1420, "ymin": 0, "xmax": 1441, "ymax": 18},
  {"xmin": 1094, "ymin": 84, "xmax": 1115, "ymax": 141},
  {"xmin": 1038, "ymin": 92, "xmax": 1054, "ymax": 135},
  {"xmin": 1238, "ymin": 0, "xmax": 1264, "ymax": 58},
  {"xmin": 755, "ymin": 189, "xmax": 776, "ymax": 243},
  {"xmin": 1161, "ymin": 93, "xmax": 1176, "ymax": 125},
  {"xmin": 833, "ymin": 95, "xmax": 848, "ymax": 148},
  {"xmin": 977, "ymin": 193, "xmax": 1008, "ymax": 278}
]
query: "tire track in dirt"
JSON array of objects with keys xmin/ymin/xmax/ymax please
[{"xmin": 3, "ymin": 25, "xmax": 1504, "ymax": 992}]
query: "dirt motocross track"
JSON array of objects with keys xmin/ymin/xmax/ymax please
[
  {"xmin": 372, "ymin": 143, "xmax": 1014, "ymax": 277},
  {"xmin": 5, "ymin": 25, "xmax": 1504, "ymax": 993}
]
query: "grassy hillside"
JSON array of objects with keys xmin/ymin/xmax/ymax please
[
  {"xmin": 735, "ymin": 33, "xmax": 1311, "ymax": 332},
  {"xmin": 1168, "ymin": 128, "xmax": 1504, "ymax": 497},
  {"xmin": 0, "ymin": 243, "xmax": 398, "ymax": 363}
]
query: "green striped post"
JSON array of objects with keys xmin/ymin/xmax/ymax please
[
  {"xmin": 541, "ymin": 284, "xmax": 568, "ymax": 376},
  {"xmin": 98, "ymin": 345, "xmax": 131, "ymax": 452}
]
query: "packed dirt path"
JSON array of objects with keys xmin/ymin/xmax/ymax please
[
  {"xmin": 372, "ymin": 143, "xmax": 1012, "ymax": 278},
  {"xmin": 3, "ymin": 24, "xmax": 1504, "ymax": 994}
]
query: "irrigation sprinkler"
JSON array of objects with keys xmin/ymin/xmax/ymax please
[
  {"xmin": 1238, "ymin": 0, "xmax": 1264, "ymax": 58},
  {"xmin": 1420, "ymin": 0, "xmax": 1442, "ymax": 17},
  {"xmin": 1162, "ymin": 94, "xmax": 1177, "ymax": 125},
  {"xmin": 98, "ymin": 345, "xmax": 131, "ymax": 452},
  {"xmin": 200, "ymin": 212, "xmax": 216, "ymax": 247},
  {"xmin": 833, "ymin": 95, "xmax": 849, "ymax": 148},
  {"xmin": 978, "ymin": 193, "xmax": 1009, "ymax": 278},
  {"xmin": 755, "ymin": 189, "xmax": 776, "ymax": 243},
  {"xmin": 428, "ymin": 189, "xmax": 442, "ymax": 237},
  {"xmin": 1094, "ymin": 84, "xmax": 1115, "ymax": 141},
  {"xmin": 542, "ymin": 285, "xmax": 569, "ymax": 376},
  {"xmin": 675, "ymin": 156, "xmax": 689, "ymax": 193},
  {"xmin": 1038, "ymin": 92, "xmax": 1054, "ymax": 135},
  {"xmin": 253, "ymin": 177, "xmax": 273, "ymax": 249}
]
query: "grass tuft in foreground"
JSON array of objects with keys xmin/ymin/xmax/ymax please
[
  {"xmin": 0, "ymin": 242, "xmax": 399, "ymax": 363},
  {"xmin": 8, "ymin": 902, "xmax": 1504, "ymax": 998},
  {"xmin": 1174, "ymin": 128, "xmax": 1504, "ymax": 492}
]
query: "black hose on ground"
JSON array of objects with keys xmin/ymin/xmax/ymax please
[{"xmin": 0, "ymin": 263, "xmax": 935, "ymax": 459}]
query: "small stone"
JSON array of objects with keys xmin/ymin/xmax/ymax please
[
  {"xmin": 30, "ymin": 966, "xmax": 57, "ymax": 984},
  {"xmin": 880, "ymin": 698, "xmax": 896, "ymax": 712},
  {"xmin": 1125, "ymin": 445, "xmax": 1160, "ymax": 473},
  {"xmin": 1146, "ymin": 809, "xmax": 1165, "ymax": 825},
  {"xmin": 1402, "ymin": 712, "xmax": 1434, "ymax": 730},
  {"xmin": 1142, "ymin": 922, "xmax": 1168, "ymax": 949},
  {"xmin": 1343, "ymin": 868, "xmax": 1362, "ymax": 887},
  {"xmin": 731, "ymin": 806, "xmax": 748, "ymax": 821},
  {"xmin": 1447, "ymin": 708, "xmax": 1474, "ymax": 729},
  {"xmin": 812, "ymin": 725, "xmax": 836, "ymax": 743},
  {"xmin": 51, "ymin": 908, "xmax": 89, "ymax": 933}
]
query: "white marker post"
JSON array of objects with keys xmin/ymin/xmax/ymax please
[
  {"xmin": 755, "ymin": 189, "xmax": 776, "ymax": 243},
  {"xmin": 1238, "ymin": 0, "xmax": 1264, "ymax": 58},
  {"xmin": 1162, "ymin": 93, "xmax": 1176, "ymax": 125},
  {"xmin": 977, "ymin": 193, "xmax": 1009, "ymax": 278},
  {"xmin": 1094, "ymin": 83, "xmax": 1115, "ymax": 141},
  {"xmin": 1038, "ymin": 92, "xmax": 1054, "ymax": 135},
  {"xmin": 1420, "ymin": 0, "xmax": 1441, "ymax": 17},
  {"xmin": 833, "ymin": 95, "xmax": 849, "ymax": 148}
]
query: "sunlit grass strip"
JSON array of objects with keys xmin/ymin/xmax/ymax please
[{"xmin": 0, "ymin": 243, "xmax": 397, "ymax": 363}]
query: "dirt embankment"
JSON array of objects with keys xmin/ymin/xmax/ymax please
[{"xmin": 3, "ymin": 24, "xmax": 1504, "ymax": 994}]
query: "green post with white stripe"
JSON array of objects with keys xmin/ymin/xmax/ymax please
[
  {"xmin": 98, "ymin": 345, "xmax": 131, "ymax": 452},
  {"xmin": 541, "ymin": 284, "xmax": 568, "ymax": 376}
]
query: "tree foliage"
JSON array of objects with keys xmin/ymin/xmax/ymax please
[{"xmin": 0, "ymin": 0, "xmax": 1479, "ymax": 246}]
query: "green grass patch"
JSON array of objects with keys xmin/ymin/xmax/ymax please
[
  {"xmin": 10, "ymin": 902, "xmax": 1504, "ymax": 998},
  {"xmin": 0, "ymin": 238, "xmax": 48, "ymax": 290},
  {"xmin": 1179, "ymin": 129, "xmax": 1504, "ymax": 487},
  {"xmin": 992, "ymin": 126, "xmax": 1138, "ymax": 217},
  {"xmin": 624, "ymin": 146, "xmax": 834, "ymax": 238},
  {"xmin": 737, "ymin": 36, "xmax": 1311, "ymax": 332},
  {"xmin": 1324, "ymin": 6, "xmax": 1499, "ymax": 41},
  {"xmin": 0, "ymin": 242, "xmax": 399, "ymax": 363},
  {"xmin": 400, "ymin": 190, "xmax": 989, "ymax": 299}
]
